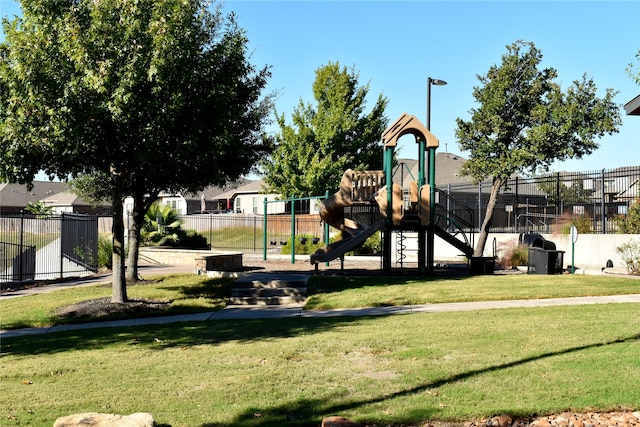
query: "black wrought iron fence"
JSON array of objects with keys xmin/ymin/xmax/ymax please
[
  {"xmin": 441, "ymin": 166, "xmax": 640, "ymax": 234},
  {"xmin": 0, "ymin": 212, "xmax": 98, "ymax": 284}
]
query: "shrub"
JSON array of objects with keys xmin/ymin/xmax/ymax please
[
  {"xmin": 141, "ymin": 202, "xmax": 182, "ymax": 246},
  {"xmin": 98, "ymin": 234, "xmax": 113, "ymax": 270},
  {"xmin": 279, "ymin": 232, "xmax": 381, "ymax": 256},
  {"xmin": 554, "ymin": 212, "xmax": 593, "ymax": 234},
  {"xmin": 170, "ymin": 229, "xmax": 210, "ymax": 249},
  {"xmin": 348, "ymin": 233, "xmax": 381, "ymax": 255},
  {"xmin": 499, "ymin": 243, "xmax": 529, "ymax": 269},
  {"xmin": 611, "ymin": 198, "xmax": 640, "ymax": 234},
  {"xmin": 280, "ymin": 234, "xmax": 325, "ymax": 255},
  {"xmin": 615, "ymin": 239, "xmax": 640, "ymax": 275}
]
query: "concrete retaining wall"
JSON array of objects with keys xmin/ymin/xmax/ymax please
[{"xmin": 432, "ymin": 232, "xmax": 639, "ymax": 270}]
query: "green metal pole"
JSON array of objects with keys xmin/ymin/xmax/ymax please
[
  {"xmin": 427, "ymin": 147, "xmax": 436, "ymax": 274},
  {"xmin": 383, "ymin": 147, "xmax": 394, "ymax": 272},
  {"xmin": 290, "ymin": 194, "xmax": 295, "ymax": 264},
  {"xmin": 385, "ymin": 148, "xmax": 393, "ymax": 219},
  {"xmin": 263, "ymin": 198, "xmax": 268, "ymax": 260},
  {"xmin": 571, "ymin": 239, "xmax": 575, "ymax": 274}
]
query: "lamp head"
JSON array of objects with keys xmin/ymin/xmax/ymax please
[{"xmin": 430, "ymin": 78, "xmax": 447, "ymax": 86}]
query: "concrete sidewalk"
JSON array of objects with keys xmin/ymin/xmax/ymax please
[
  {"xmin": 3, "ymin": 293, "xmax": 640, "ymax": 339},
  {"xmin": 3, "ymin": 259, "xmax": 639, "ymax": 339}
]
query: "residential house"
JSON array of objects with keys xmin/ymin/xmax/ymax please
[
  {"xmin": 214, "ymin": 180, "xmax": 287, "ymax": 215},
  {"xmin": 0, "ymin": 181, "xmax": 110, "ymax": 215},
  {"xmin": 124, "ymin": 179, "xmax": 251, "ymax": 216}
]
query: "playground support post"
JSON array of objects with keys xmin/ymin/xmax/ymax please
[
  {"xmin": 426, "ymin": 76, "xmax": 446, "ymax": 275},
  {"xmin": 383, "ymin": 146, "xmax": 394, "ymax": 272},
  {"xmin": 427, "ymin": 147, "xmax": 436, "ymax": 274}
]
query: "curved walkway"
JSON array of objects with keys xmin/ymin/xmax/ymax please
[
  {"xmin": 4, "ymin": 293, "xmax": 640, "ymax": 339},
  {"xmin": 2, "ymin": 260, "xmax": 640, "ymax": 339}
]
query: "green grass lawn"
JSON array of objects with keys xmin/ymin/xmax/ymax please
[
  {"xmin": 2, "ymin": 272, "xmax": 639, "ymax": 330},
  {"xmin": 1, "ymin": 272, "xmax": 640, "ymax": 426}
]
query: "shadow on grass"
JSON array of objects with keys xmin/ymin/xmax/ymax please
[
  {"xmin": 307, "ymin": 266, "xmax": 471, "ymax": 295},
  {"xmin": 1, "ymin": 316, "xmax": 367, "ymax": 356},
  {"xmin": 198, "ymin": 332, "xmax": 640, "ymax": 427},
  {"xmin": 3, "ymin": 315, "xmax": 639, "ymax": 426}
]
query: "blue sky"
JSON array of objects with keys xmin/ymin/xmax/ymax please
[{"xmin": 2, "ymin": 0, "xmax": 639, "ymax": 174}]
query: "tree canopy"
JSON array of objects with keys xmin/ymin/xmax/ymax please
[
  {"xmin": 262, "ymin": 61, "xmax": 388, "ymax": 197},
  {"xmin": 0, "ymin": 0, "xmax": 273, "ymax": 301},
  {"xmin": 455, "ymin": 40, "xmax": 621, "ymax": 256},
  {"xmin": 627, "ymin": 49, "xmax": 640, "ymax": 86}
]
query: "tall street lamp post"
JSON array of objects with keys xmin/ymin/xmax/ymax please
[{"xmin": 426, "ymin": 77, "xmax": 447, "ymax": 274}]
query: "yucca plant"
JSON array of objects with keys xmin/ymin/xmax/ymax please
[{"xmin": 141, "ymin": 202, "xmax": 183, "ymax": 246}]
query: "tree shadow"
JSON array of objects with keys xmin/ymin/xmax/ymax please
[
  {"xmin": 4, "ymin": 314, "xmax": 638, "ymax": 426},
  {"xmin": 306, "ymin": 265, "xmax": 472, "ymax": 296},
  {"xmin": 1, "ymin": 316, "xmax": 368, "ymax": 356},
  {"xmin": 197, "ymin": 332, "xmax": 640, "ymax": 426}
]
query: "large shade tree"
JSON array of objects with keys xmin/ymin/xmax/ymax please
[
  {"xmin": 263, "ymin": 61, "xmax": 388, "ymax": 197},
  {"xmin": 455, "ymin": 40, "xmax": 621, "ymax": 257},
  {"xmin": 0, "ymin": 0, "xmax": 273, "ymax": 302}
]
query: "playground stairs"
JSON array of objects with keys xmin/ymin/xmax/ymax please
[
  {"xmin": 434, "ymin": 225, "xmax": 474, "ymax": 258},
  {"xmin": 229, "ymin": 272, "xmax": 310, "ymax": 306}
]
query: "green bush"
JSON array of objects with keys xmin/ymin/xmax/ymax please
[
  {"xmin": 98, "ymin": 234, "xmax": 113, "ymax": 270},
  {"xmin": 556, "ymin": 213, "xmax": 593, "ymax": 234},
  {"xmin": 500, "ymin": 243, "xmax": 529, "ymax": 269},
  {"xmin": 280, "ymin": 234, "xmax": 325, "ymax": 255},
  {"xmin": 615, "ymin": 239, "xmax": 640, "ymax": 275},
  {"xmin": 612, "ymin": 198, "xmax": 640, "ymax": 234},
  {"xmin": 141, "ymin": 202, "xmax": 182, "ymax": 246},
  {"xmin": 169, "ymin": 229, "xmax": 210, "ymax": 249},
  {"xmin": 279, "ymin": 232, "xmax": 381, "ymax": 256},
  {"xmin": 347, "ymin": 232, "xmax": 381, "ymax": 255}
]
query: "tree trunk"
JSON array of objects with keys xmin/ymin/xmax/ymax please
[
  {"xmin": 111, "ymin": 187, "xmax": 128, "ymax": 303},
  {"xmin": 125, "ymin": 218, "xmax": 140, "ymax": 282},
  {"xmin": 125, "ymin": 194, "xmax": 144, "ymax": 282},
  {"xmin": 126, "ymin": 191, "xmax": 158, "ymax": 282},
  {"xmin": 473, "ymin": 178, "xmax": 505, "ymax": 258}
]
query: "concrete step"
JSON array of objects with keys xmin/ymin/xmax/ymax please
[
  {"xmin": 229, "ymin": 295, "xmax": 306, "ymax": 306},
  {"xmin": 231, "ymin": 287, "xmax": 307, "ymax": 298},
  {"xmin": 229, "ymin": 273, "xmax": 310, "ymax": 306},
  {"xmin": 233, "ymin": 272, "xmax": 309, "ymax": 289}
]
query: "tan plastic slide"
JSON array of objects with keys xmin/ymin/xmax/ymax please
[{"xmin": 311, "ymin": 169, "xmax": 384, "ymax": 264}]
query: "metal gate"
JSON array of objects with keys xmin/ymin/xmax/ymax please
[
  {"xmin": 61, "ymin": 213, "xmax": 99, "ymax": 272},
  {"xmin": 0, "ymin": 213, "xmax": 99, "ymax": 285}
]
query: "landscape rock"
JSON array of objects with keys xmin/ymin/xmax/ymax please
[
  {"xmin": 53, "ymin": 412, "xmax": 154, "ymax": 427},
  {"xmin": 464, "ymin": 410, "xmax": 640, "ymax": 427}
]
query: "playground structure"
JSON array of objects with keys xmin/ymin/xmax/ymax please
[{"xmin": 310, "ymin": 113, "xmax": 476, "ymax": 274}]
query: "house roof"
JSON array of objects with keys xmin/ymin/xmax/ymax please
[
  {"xmin": 214, "ymin": 179, "xmax": 269, "ymax": 200},
  {"xmin": 0, "ymin": 181, "xmax": 70, "ymax": 209},
  {"xmin": 164, "ymin": 178, "xmax": 253, "ymax": 201},
  {"xmin": 624, "ymin": 94, "xmax": 640, "ymax": 115},
  {"xmin": 41, "ymin": 191, "xmax": 94, "ymax": 207},
  {"xmin": 397, "ymin": 153, "xmax": 472, "ymax": 187}
]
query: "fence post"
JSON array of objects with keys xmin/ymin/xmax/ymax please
[
  {"xmin": 477, "ymin": 183, "xmax": 482, "ymax": 231},
  {"xmin": 290, "ymin": 194, "xmax": 295, "ymax": 264},
  {"xmin": 323, "ymin": 190, "xmax": 331, "ymax": 267},
  {"xmin": 263, "ymin": 198, "xmax": 268, "ymax": 260},
  {"xmin": 253, "ymin": 215, "xmax": 257, "ymax": 252},
  {"xmin": 19, "ymin": 210, "xmax": 24, "ymax": 281},
  {"xmin": 59, "ymin": 212, "xmax": 64, "ymax": 279},
  {"xmin": 601, "ymin": 169, "xmax": 606, "ymax": 234}
]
